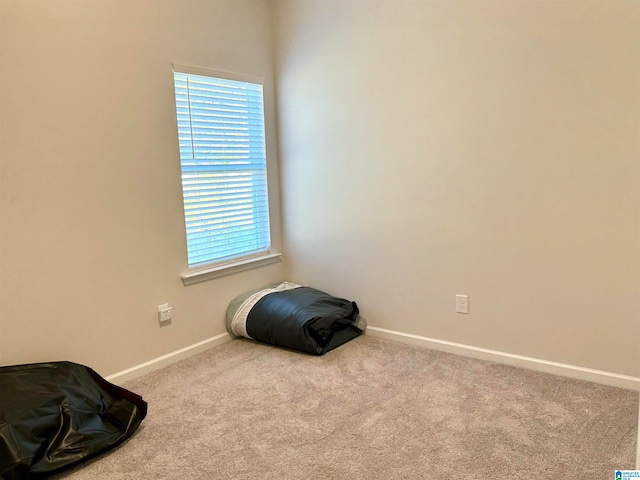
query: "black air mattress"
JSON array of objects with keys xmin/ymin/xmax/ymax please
[
  {"xmin": 226, "ymin": 282, "xmax": 366, "ymax": 355},
  {"xmin": 0, "ymin": 361, "xmax": 147, "ymax": 479}
]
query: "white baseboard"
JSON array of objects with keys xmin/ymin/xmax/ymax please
[
  {"xmin": 105, "ymin": 332, "xmax": 232, "ymax": 385},
  {"xmin": 366, "ymin": 326, "xmax": 640, "ymax": 391},
  {"xmin": 104, "ymin": 327, "xmax": 639, "ymax": 390}
]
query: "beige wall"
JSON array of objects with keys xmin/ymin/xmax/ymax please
[
  {"xmin": 0, "ymin": 0, "xmax": 285, "ymax": 375},
  {"xmin": 1, "ymin": 0, "xmax": 638, "ymax": 380},
  {"xmin": 273, "ymin": 0, "xmax": 640, "ymax": 376}
]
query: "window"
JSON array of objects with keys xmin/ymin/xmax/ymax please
[{"xmin": 173, "ymin": 66, "xmax": 271, "ymax": 270}]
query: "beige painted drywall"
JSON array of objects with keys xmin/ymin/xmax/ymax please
[
  {"xmin": 0, "ymin": 0, "xmax": 284, "ymax": 375},
  {"xmin": 273, "ymin": 0, "xmax": 640, "ymax": 377}
]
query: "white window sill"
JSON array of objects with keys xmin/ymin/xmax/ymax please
[{"xmin": 181, "ymin": 253, "xmax": 282, "ymax": 286}]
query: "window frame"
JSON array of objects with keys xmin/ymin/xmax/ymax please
[{"xmin": 172, "ymin": 64, "xmax": 280, "ymax": 285}]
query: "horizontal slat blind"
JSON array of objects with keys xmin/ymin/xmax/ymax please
[{"xmin": 173, "ymin": 71, "xmax": 271, "ymax": 267}]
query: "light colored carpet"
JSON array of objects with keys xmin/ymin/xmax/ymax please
[{"xmin": 51, "ymin": 335, "xmax": 637, "ymax": 479}]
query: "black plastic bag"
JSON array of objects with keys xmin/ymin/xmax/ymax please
[
  {"xmin": 0, "ymin": 361, "xmax": 147, "ymax": 479},
  {"xmin": 227, "ymin": 282, "xmax": 366, "ymax": 355}
]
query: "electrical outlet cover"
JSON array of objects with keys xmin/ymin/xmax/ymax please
[{"xmin": 456, "ymin": 295, "xmax": 469, "ymax": 314}]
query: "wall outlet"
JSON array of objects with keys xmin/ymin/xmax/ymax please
[
  {"xmin": 456, "ymin": 295, "xmax": 469, "ymax": 314},
  {"xmin": 158, "ymin": 304, "xmax": 172, "ymax": 325}
]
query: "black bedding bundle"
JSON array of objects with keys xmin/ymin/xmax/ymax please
[
  {"xmin": 0, "ymin": 362, "xmax": 147, "ymax": 479},
  {"xmin": 226, "ymin": 282, "xmax": 366, "ymax": 355}
]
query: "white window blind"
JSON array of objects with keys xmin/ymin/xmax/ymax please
[{"xmin": 173, "ymin": 68, "xmax": 271, "ymax": 267}]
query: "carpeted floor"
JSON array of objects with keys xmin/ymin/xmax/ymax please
[{"xmin": 52, "ymin": 335, "xmax": 638, "ymax": 479}]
